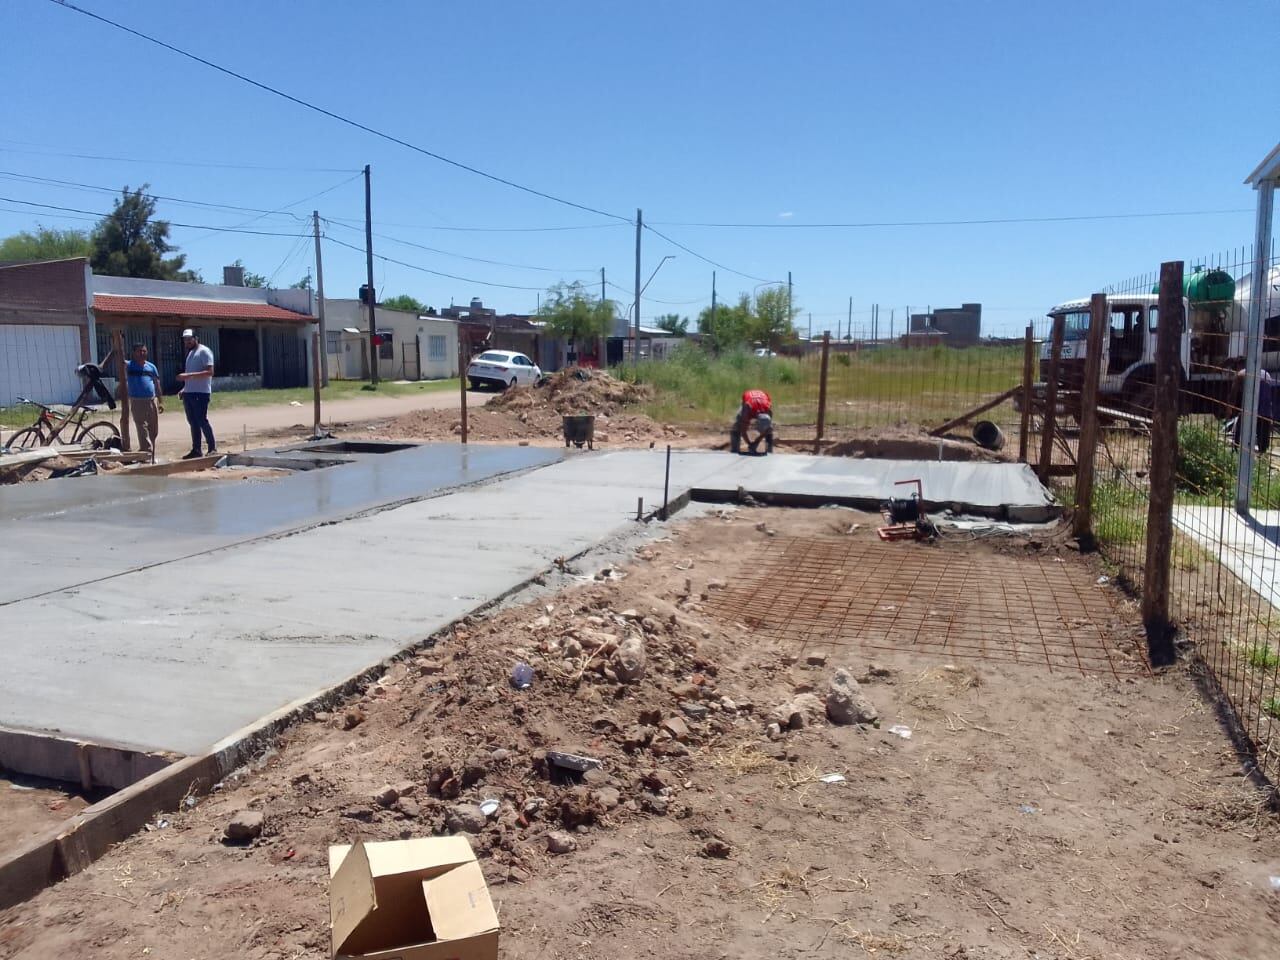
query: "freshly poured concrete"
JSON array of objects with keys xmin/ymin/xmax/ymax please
[
  {"xmin": 0, "ymin": 444, "xmax": 559, "ymax": 604},
  {"xmin": 1, "ymin": 448, "xmax": 1057, "ymax": 757}
]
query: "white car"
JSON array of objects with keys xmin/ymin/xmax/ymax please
[{"xmin": 466, "ymin": 349, "xmax": 542, "ymax": 390}]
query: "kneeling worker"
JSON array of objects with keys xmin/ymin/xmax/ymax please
[{"xmin": 731, "ymin": 387, "xmax": 774, "ymax": 454}]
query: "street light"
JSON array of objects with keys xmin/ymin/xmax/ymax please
[{"xmin": 633, "ymin": 255, "xmax": 675, "ymax": 361}]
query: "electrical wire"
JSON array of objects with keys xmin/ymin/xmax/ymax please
[
  {"xmin": 0, "ymin": 196, "xmax": 319, "ymax": 237},
  {"xmin": 323, "ymin": 218, "xmax": 597, "ymax": 274},
  {"xmin": 649, "ymin": 209, "xmax": 1253, "ymax": 229},
  {"xmin": 319, "ymin": 215, "xmax": 627, "ymax": 233},
  {"xmin": 0, "ymin": 139, "xmax": 357, "ymax": 173},
  {"xmin": 641, "ymin": 223, "xmax": 769, "ymax": 283},
  {"xmin": 325, "ymin": 235, "xmax": 547, "ymax": 291},
  {"xmin": 47, "ymin": 0, "xmax": 630, "ymax": 224}
]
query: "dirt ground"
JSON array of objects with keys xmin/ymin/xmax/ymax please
[
  {"xmin": 0, "ymin": 777, "xmax": 92, "ymax": 853},
  {"xmin": 2, "ymin": 508, "xmax": 1277, "ymax": 960}
]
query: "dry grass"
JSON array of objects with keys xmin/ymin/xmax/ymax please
[{"xmin": 703, "ymin": 742, "xmax": 774, "ymax": 778}]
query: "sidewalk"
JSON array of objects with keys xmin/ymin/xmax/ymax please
[{"xmin": 146, "ymin": 387, "xmax": 470, "ymax": 456}]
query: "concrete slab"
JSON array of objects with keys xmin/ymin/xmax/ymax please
[
  {"xmin": 1174, "ymin": 506, "xmax": 1280, "ymax": 609},
  {"xmin": 0, "ymin": 443, "xmax": 560, "ymax": 604},
  {"xmin": 0, "ymin": 449, "xmax": 1057, "ymax": 759}
]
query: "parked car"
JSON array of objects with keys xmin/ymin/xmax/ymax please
[
  {"xmin": 753, "ymin": 347, "xmax": 777, "ymax": 358},
  {"xmin": 466, "ymin": 349, "xmax": 542, "ymax": 390}
]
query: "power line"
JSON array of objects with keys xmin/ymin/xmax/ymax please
[
  {"xmin": 325, "ymin": 235, "xmax": 547, "ymax": 291},
  {"xmin": 0, "ymin": 196, "xmax": 320, "ymax": 237},
  {"xmin": 645, "ymin": 224, "xmax": 762, "ymax": 284},
  {"xmin": 0, "ymin": 139, "xmax": 358, "ymax": 173},
  {"xmin": 323, "ymin": 218, "xmax": 597, "ymax": 274},
  {"xmin": 48, "ymin": 0, "xmax": 630, "ymax": 224},
  {"xmin": 649, "ymin": 209, "xmax": 1253, "ymax": 229},
  {"xmin": 321, "ymin": 215, "xmax": 627, "ymax": 234}
]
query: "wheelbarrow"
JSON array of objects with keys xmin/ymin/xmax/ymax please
[{"xmin": 562, "ymin": 414, "xmax": 595, "ymax": 450}]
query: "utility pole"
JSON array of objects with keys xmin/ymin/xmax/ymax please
[
  {"xmin": 363, "ymin": 164, "xmax": 378, "ymax": 385},
  {"xmin": 600, "ymin": 267, "xmax": 606, "ymax": 304},
  {"xmin": 312, "ymin": 210, "xmax": 328, "ymax": 387},
  {"xmin": 633, "ymin": 209, "xmax": 642, "ymax": 363},
  {"xmin": 778, "ymin": 271, "xmax": 788, "ymax": 335},
  {"xmin": 847, "ymin": 296, "xmax": 852, "ymax": 341},
  {"xmin": 710, "ymin": 270, "xmax": 717, "ymax": 331}
]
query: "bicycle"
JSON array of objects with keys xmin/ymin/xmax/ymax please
[{"xmin": 4, "ymin": 396, "xmax": 121, "ymax": 451}]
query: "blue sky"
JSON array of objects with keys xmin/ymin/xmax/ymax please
[{"xmin": 1, "ymin": 0, "xmax": 1274, "ymax": 336}]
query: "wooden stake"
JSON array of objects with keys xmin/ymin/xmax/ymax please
[
  {"xmin": 458, "ymin": 332, "xmax": 469, "ymax": 444},
  {"xmin": 1037, "ymin": 315, "xmax": 1065, "ymax": 481},
  {"xmin": 1019, "ymin": 325, "xmax": 1034, "ymax": 463},
  {"xmin": 814, "ymin": 331, "xmax": 831, "ymax": 454},
  {"xmin": 112, "ymin": 329, "xmax": 132, "ymax": 453},
  {"xmin": 1142, "ymin": 261, "xmax": 1183, "ymax": 666},
  {"xmin": 1073, "ymin": 293, "xmax": 1108, "ymax": 543}
]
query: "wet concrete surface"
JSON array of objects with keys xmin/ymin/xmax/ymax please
[
  {"xmin": 1, "ymin": 448, "xmax": 1057, "ymax": 758},
  {"xmin": 0, "ymin": 443, "xmax": 559, "ymax": 605}
]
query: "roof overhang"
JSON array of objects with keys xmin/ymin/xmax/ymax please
[{"xmin": 1245, "ymin": 142, "xmax": 1280, "ymax": 186}]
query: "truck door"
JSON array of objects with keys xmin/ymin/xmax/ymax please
[{"xmin": 1108, "ymin": 307, "xmax": 1140, "ymax": 374}]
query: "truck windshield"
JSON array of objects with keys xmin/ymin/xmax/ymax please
[{"xmin": 1054, "ymin": 311, "xmax": 1090, "ymax": 341}]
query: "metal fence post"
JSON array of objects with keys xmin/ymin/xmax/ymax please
[
  {"xmin": 1037, "ymin": 316, "xmax": 1065, "ymax": 481},
  {"xmin": 1236, "ymin": 179, "xmax": 1275, "ymax": 513},
  {"xmin": 1073, "ymin": 294, "xmax": 1108, "ymax": 542},
  {"xmin": 814, "ymin": 331, "xmax": 831, "ymax": 454},
  {"xmin": 112, "ymin": 328, "xmax": 131, "ymax": 453},
  {"xmin": 1142, "ymin": 260, "xmax": 1183, "ymax": 666},
  {"xmin": 1019, "ymin": 324, "xmax": 1034, "ymax": 462}
]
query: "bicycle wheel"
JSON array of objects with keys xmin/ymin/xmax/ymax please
[
  {"xmin": 5, "ymin": 427, "xmax": 46, "ymax": 451},
  {"xmin": 76, "ymin": 420, "xmax": 122, "ymax": 450}
]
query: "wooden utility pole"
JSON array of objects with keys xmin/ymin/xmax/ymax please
[
  {"xmin": 112, "ymin": 329, "xmax": 131, "ymax": 452},
  {"xmin": 1037, "ymin": 315, "xmax": 1065, "ymax": 480},
  {"xmin": 458, "ymin": 333, "xmax": 469, "ymax": 444},
  {"xmin": 847, "ymin": 296, "xmax": 852, "ymax": 341},
  {"xmin": 311, "ymin": 331, "xmax": 322, "ymax": 436},
  {"xmin": 363, "ymin": 164, "xmax": 378, "ymax": 385},
  {"xmin": 787, "ymin": 271, "xmax": 792, "ymax": 334},
  {"xmin": 710, "ymin": 271, "xmax": 717, "ymax": 332},
  {"xmin": 1018, "ymin": 324, "xmax": 1034, "ymax": 462},
  {"xmin": 1142, "ymin": 261, "xmax": 1184, "ymax": 666},
  {"xmin": 1073, "ymin": 294, "xmax": 1108, "ymax": 542},
  {"xmin": 633, "ymin": 209, "xmax": 642, "ymax": 364},
  {"xmin": 312, "ymin": 210, "xmax": 328, "ymax": 387},
  {"xmin": 814, "ymin": 331, "xmax": 831, "ymax": 454}
]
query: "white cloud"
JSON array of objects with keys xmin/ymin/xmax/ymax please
[{"xmin": 778, "ymin": 211, "xmax": 793, "ymax": 219}]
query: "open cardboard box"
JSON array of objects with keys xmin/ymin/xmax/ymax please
[{"xmin": 328, "ymin": 836, "xmax": 499, "ymax": 960}]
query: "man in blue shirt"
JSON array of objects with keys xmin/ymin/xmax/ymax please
[{"xmin": 126, "ymin": 343, "xmax": 162, "ymax": 453}]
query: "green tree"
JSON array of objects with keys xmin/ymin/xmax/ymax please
[
  {"xmin": 654, "ymin": 313, "xmax": 689, "ymax": 337},
  {"xmin": 90, "ymin": 185, "xmax": 197, "ymax": 281},
  {"xmin": 697, "ymin": 293, "xmax": 753, "ymax": 352},
  {"xmin": 537, "ymin": 281, "xmax": 615, "ymax": 344},
  {"xmin": 749, "ymin": 287, "xmax": 797, "ymax": 349},
  {"xmin": 382, "ymin": 293, "xmax": 427, "ymax": 313},
  {"xmin": 229, "ymin": 258, "xmax": 269, "ymax": 288},
  {"xmin": 0, "ymin": 226, "xmax": 92, "ymax": 262}
]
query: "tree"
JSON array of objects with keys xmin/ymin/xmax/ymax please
[
  {"xmin": 654, "ymin": 313, "xmax": 689, "ymax": 337},
  {"xmin": 229, "ymin": 258, "xmax": 269, "ymax": 288},
  {"xmin": 0, "ymin": 226, "xmax": 92, "ymax": 262},
  {"xmin": 749, "ymin": 287, "xmax": 797, "ymax": 349},
  {"xmin": 382, "ymin": 293, "xmax": 427, "ymax": 313},
  {"xmin": 537, "ymin": 281, "xmax": 615, "ymax": 345},
  {"xmin": 697, "ymin": 294, "xmax": 753, "ymax": 353},
  {"xmin": 90, "ymin": 185, "xmax": 197, "ymax": 281}
]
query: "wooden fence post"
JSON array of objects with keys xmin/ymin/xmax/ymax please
[
  {"xmin": 1073, "ymin": 293, "xmax": 1108, "ymax": 543},
  {"xmin": 112, "ymin": 329, "xmax": 131, "ymax": 453},
  {"xmin": 1037, "ymin": 315, "xmax": 1065, "ymax": 481},
  {"xmin": 1142, "ymin": 261, "xmax": 1183, "ymax": 666},
  {"xmin": 813, "ymin": 331, "xmax": 831, "ymax": 454},
  {"xmin": 1018, "ymin": 324, "xmax": 1034, "ymax": 462}
]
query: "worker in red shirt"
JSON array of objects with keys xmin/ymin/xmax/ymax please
[{"xmin": 731, "ymin": 388, "xmax": 774, "ymax": 454}]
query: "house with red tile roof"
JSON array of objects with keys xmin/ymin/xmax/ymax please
[{"xmin": 0, "ymin": 258, "xmax": 316, "ymax": 405}]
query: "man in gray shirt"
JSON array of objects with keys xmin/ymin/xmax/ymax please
[{"xmin": 178, "ymin": 328, "xmax": 217, "ymax": 459}]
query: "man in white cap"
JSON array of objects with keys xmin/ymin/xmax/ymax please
[{"xmin": 177, "ymin": 328, "xmax": 216, "ymax": 459}]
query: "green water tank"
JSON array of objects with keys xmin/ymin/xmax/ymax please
[{"xmin": 1149, "ymin": 266, "xmax": 1236, "ymax": 303}]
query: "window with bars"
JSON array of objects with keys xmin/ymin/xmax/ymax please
[{"xmin": 428, "ymin": 334, "xmax": 446, "ymax": 361}]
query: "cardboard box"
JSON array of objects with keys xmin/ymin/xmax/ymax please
[{"xmin": 328, "ymin": 836, "xmax": 499, "ymax": 960}]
